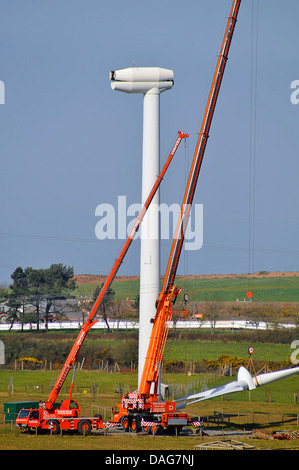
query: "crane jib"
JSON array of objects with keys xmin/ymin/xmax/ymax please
[
  {"xmin": 162, "ymin": 0, "xmax": 241, "ymax": 295},
  {"xmin": 138, "ymin": 0, "xmax": 241, "ymax": 396}
]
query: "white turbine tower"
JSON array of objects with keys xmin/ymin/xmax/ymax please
[{"xmin": 110, "ymin": 67, "xmax": 174, "ymax": 387}]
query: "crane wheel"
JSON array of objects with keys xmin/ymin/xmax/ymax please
[
  {"xmin": 121, "ymin": 417, "xmax": 129, "ymax": 432},
  {"xmin": 78, "ymin": 419, "xmax": 92, "ymax": 436},
  {"xmin": 47, "ymin": 420, "xmax": 60, "ymax": 435},
  {"xmin": 141, "ymin": 424, "xmax": 150, "ymax": 434},
  {"xmin": 130, "ymin": 419, "xmax": 138, "ymax": 433}
]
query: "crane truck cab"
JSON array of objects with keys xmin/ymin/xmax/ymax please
[{"xmin": 16, "ymin": 407, "xmax": 42, "ymax": 432}]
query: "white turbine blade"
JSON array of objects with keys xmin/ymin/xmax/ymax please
[
  {"xmin": 186, "ymin": 380, "xmax": 248, "ymax": 404},
  {"xmin": 185, "ymin": 366, "xmax": 255, "ymax": 404},
  {"xmin": 254, "ymin": 366, "xmax": 299, "ymax": 387},
  {"xmin": 185, "ymin": 368, "xmax": 253, "ymax": 404},
  {"xmin": 184, "ymin": 366, "xmax": 299, "ymax": 405}
]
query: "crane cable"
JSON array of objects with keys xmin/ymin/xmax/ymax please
[
  {"xmin": 184, "ymin": 136, "xmax": 189, "ymax": 394},
  {"xmin": 248, "ymin": 0, "xmax": 259, "ymax": 296}
]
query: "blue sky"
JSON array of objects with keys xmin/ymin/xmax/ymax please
[{"xmin": 0, "ymin": 0, "xmax": 298, "ymax": 284}]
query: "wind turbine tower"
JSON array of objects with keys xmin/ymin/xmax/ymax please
[{"xmin": 110, "ymin": 67, "xmax": 174, "ymax": 387}]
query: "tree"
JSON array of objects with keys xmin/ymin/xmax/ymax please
[
  {"xmin": 41, "ymin": 264, "xmax": 76, "ymax": 330},
  {"xmin": 108, "ymin": 299, "xmax": 131, "ymax": 328},
  {"xmin": 9, "ymin": 264, "xmax": 76, "ymax": 331},
  {"xmin": 131, "ymin": 294, "xmax": 139, "ymax": 312},
  {"xmin": 77, "ymin": 297, "xmax": 93, "ymax": 325},
  {"xmin": 8, "ymin": 267, "xmax": 29, "ymax": 330},
  {"xmin": 93, "ymin": 284, "xmax": 115, "ymax": 332},
  {"xmin": 203, "ymin": 299, "xmax": 223, "ymax": 334}
]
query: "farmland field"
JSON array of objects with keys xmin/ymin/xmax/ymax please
[
  {"xmin": 74, "ymin": 274, "xmax": 299, "ymax": 303},
  {"xmin": 164, "ymin": 339, "xmax": 291, "ymax": 363},
  {"xmin": 0, "ymin": 328, "xmax": 297, "ymax": 373}
]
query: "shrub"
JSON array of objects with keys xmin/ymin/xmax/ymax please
[
  {"xmin": 111, "ymin": 340, "xmax": 138, "ymax": 366},
  {"xmin": 164, "ymin": 360, "xmax": 186, "ymax": 372}
]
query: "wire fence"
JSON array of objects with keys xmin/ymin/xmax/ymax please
[{"xmin": 166, "ymin": 370, "xmax": 226, "ymax": 400}]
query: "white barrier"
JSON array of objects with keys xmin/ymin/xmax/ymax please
[{"xmin": 0, "ymin": 319, "xmax": 295, "ymax": 331}]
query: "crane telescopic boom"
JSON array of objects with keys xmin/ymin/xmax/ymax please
[
  {"xmin": 162, "ymin": 0, "xmax": 241, "ymax": 295},
  {"xmin": 46, "ymin": 131, "xmax": 188, "ymax": 408},
  {"xmin": 138, "ymin": 0, "xmax": 241, "ymax": 397}
]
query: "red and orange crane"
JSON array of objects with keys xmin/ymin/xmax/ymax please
[
  {"xmin": 112, "ymin": 0, "xmax": 241, "ymax": 433},
  {"xmin": 139, "ymin": 0, "xmax": 241, "ymax": 397}
]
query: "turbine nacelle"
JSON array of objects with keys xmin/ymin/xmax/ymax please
[{"xmin": 110, "ymin": 67, "xmax": 174, "ymax": 93}]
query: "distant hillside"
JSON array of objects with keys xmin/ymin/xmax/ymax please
[
  {"xmin": 74, "ymin": 272, "xmax": 299, "ymax": 303},
  {"xmin": 74, "ymin": 274, "xmax": 139, "ymax": 285}
]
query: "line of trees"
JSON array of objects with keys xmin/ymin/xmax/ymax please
[
  {"xmin": 3, "ymin": 264, "xmax": 76, "ymax": 331},
  {"xmin": 1, "ymin": 265, "xmax": 140, "ymax": 332},
  {"xmin": 3, "ymin": 264, "xmax": 298, "ymax": 334}
]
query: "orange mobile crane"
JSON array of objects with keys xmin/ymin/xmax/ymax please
[
  {"xmin": 15, "ymin": 132, "xmax": 187, "ymax": 435},
  {"xmin": 111, "ymin": 0, "xmax": 241, "ymax": 434}
]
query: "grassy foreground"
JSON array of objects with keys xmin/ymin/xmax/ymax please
[
  {"xmin": 1, "ymin": 368, "xmax": 299, "ymax": 450},
  {"xmin": 2, "ymin": 428, "xmax": 299, "ymax": 451}
]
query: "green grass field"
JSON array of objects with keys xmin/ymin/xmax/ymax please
[
  {"xmin": 75, "ymin": 275, "xmax": 299, "ymax": 303},
  {"xmin": 164, "ymin": 339, "xmax": 291, "ymax": 363},
  {"xmin": 1, "ymin": 367, "xmax": 299, "ymax": 450}
]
